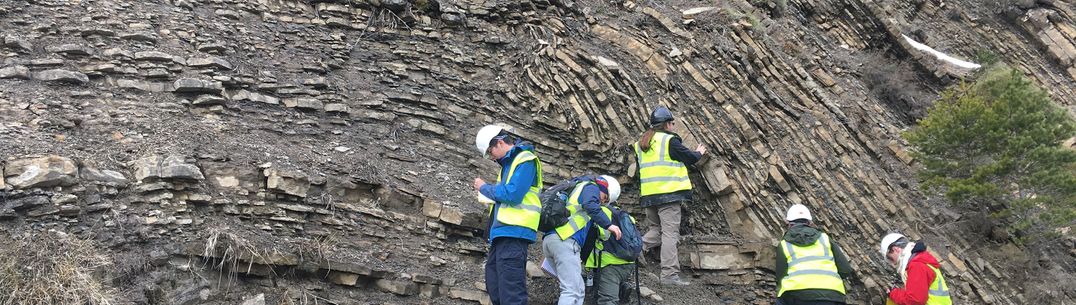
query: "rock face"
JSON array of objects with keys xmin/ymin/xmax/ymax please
[
  {"xmin": 33, "ymin": 69, "xmax": 89, "ymax": 84},
  {"xmin": 131, "ymin": 155, "xmax": 205, "ymax": 182},
  {"xmin": 0, "ymin": 0, "xmax": 1074, "ymax": 304},
  {"xmin": 4, "ymin": 156, "xmax": 78, "ymax": 189},
  {"xmin": 2, "ymin": 35, "xmax": 33, "ymax": 52},
  {"xmin": 239, "ymin": 294, "xmax": 264, "ymax": 305},
  {"xmin": 173, "ymin": 78, "xmax": 223, "ymax": 93},
  {"xmin": 264, "ymin": 168, "xmax": 309, "ymax": 197},
  {"xmin": 80, "ymin": 167, "xmax": 130, "ymax": 186},
  {"xmin": 0, "ymin": 65, "xmax": 30, "ymax": 79}
]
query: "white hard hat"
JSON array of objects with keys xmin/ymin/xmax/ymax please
[
  {"xmin": 880, "ymin": 233, "xmax": 906, "ymax": 255},
  {"xmin": 475, "ymin": 124, "xmax": 510, "ymax": 158},
  {"xmin": 599, "ymin": 175, "xmax": 620, "ymax": 203},
  {"xmin": 785, "ymin": 204, "xmax": 812, "ymax": 222}
]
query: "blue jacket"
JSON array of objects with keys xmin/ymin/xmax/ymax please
[
  {"xmin": 480, "ymin": 142, "xmax": 540, "ymax": 243},
  {"xmin": 565, "ymin": 183, "xmax": 613, "ymax": 246}
]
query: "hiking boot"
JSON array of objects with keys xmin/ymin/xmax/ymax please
[{"xmin": 660, "ymin": 275, "xmax": 691, "ymax": 286}]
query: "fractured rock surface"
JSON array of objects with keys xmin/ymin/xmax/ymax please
[{"xmin": 0, "ymin": 0, "xmax": 1074, "ymax": 304}]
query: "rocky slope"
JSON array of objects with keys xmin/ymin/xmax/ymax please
[{"xmin": 1, "ymin": 0, "xmax": 1074, "ymax": 304}]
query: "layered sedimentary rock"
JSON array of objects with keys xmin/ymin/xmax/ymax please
[{"xmin": 1, "ymin": 0, "xmax": 1073, "ymax": 303}]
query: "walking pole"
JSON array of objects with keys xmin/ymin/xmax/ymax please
[{"xmin": 635, "ymin": 258, "xmax": 642, "ymax": 305}]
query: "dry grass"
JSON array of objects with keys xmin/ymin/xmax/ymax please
[
  {"xmin": 200, "ymin": 226, "xmax": 276, "ymax": 287},
  {"xmin": 280, "ymin": 288, "xmax": 333, "ymax": 305},
  {"xmin": 0, "ymin": 231, "xmax": 118, "ymax": 305},
  {"xmin": 298, "ymin": 233, "xmax": 340, "ymax": 263}
]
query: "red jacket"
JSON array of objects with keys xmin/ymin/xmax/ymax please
[{"xmin": 889, "ymin": 251, "xmax": 941, "ymax": 305}]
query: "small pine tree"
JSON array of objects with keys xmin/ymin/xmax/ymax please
[{"xmin": 903, "ymin": 64, "xmax": 1076, "ymax": 243}]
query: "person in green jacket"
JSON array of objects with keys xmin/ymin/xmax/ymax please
[
  {"xmin": 584, "ymin": 205, "xmax": 638, "ymax": 305},
  {"xmin": 775, "ymin": 204, "xmax": 854, "ymax": 305}
]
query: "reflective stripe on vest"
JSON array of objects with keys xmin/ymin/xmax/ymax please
[
  {"xmin": 925, "ymin": 265, "xmax": 953, "ymax": 305},
  {"xmin": 553, "ymin": 182, "xmax": 593, "ymax": 240},
  {"xmin": 634, "ymin": 132, "xmax": 692, "ymax": 196},
  {"xmin": 491, "ymin": 150, "xmax": 543, "ymax": 231},
  {"xmin": 585, "ymin": 206, "xmax": 634, "ymax": 268},
  {"xmin": 778, "ymin": 233, "xmax": 846, "ymax": 296}
]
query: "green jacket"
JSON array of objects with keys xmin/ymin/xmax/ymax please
[{"xmin": 774, "ymin": 224, "xmax": 854, "ymax": 303}]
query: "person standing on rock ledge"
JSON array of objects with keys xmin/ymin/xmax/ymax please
[
  {"xmin": 879, "ymin": 233, "xmax": 953, "ymax": 305},
  {"xmin": 633, "ymin": 106, "xmax": 705, "ymax": 286},
  {"xmin": 473, "ymin": 124, "xmax": 545, "ymax": 305},
  {"xmin": 543, "ymin": 175, "xmax": 622, "ymax": 305},
  {"xmin": 775, "ymin": 204, "xmax": 854, "ymax": 305}
]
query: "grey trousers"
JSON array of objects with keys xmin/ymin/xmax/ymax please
[
  {"xmin": 542, "ymin": 236, "xmax": 584, "ymax": 305},
  {"xmin": 593, "ymin": 264, "xmax": 634, "ymax": 305},
  {"xmin": 642, "ymin": 202, "xmax": 682, "ymax": 278}
]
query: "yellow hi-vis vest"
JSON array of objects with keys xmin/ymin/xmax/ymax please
[
  {"xmin": 633, "ymin": 132, "xmax": 692, "ymax": 197},
  {"xmin": 553, "ymin": 181, "xmax": 594, "ymax": 240},
  {"xmin": 925, "ymin": 265, "xmax": 952, "ymax": 305},
  {"xmin": 778, "ymin": 233, "xmax": 846, "ymax": 296},
  {"xmin": 585, "ymin": 206, "xmax": 634, "ymax": 268},
  {"xmin": 491, "ymin": 150, "xmax": 543, "ymax": 231}
]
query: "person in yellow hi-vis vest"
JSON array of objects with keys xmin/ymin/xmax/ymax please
[
  {"xmin": 633, "ymin": 106, "xmax": 706, "ymax": 286},
  {"xmin": 473, "ymin": 124, "xmax": 544, "ymax": 305},
  {"xmin": 542, "ymin": 175, "xmax": 622, "ymax": 305},
  {"xmin": 583, "ymin": 204, "xmax": 638, "ymax": 305},
  {"xmin": 879, "ymin": 233, "xmax": 953, "ymax": 305},
  {"xmin": 775, "ymin": 204, "xmax": 854, "ymax": 305}
]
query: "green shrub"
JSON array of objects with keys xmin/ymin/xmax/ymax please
[
  {"xmin": 973, "ymin": 49, "xmax": 1000, "ymax": 67},
  {"xmin": 903, "ymin": 64, "xmax": 1076, "ymax": 243}
]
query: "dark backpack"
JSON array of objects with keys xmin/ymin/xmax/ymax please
[
  {"xmin": 537, "ymin": 175, "xmax": 595, "ymax": 232},
  {"xmin": 603, "ymin": 207, "xmax": 643, "ymax": 261},
  {"xmin": 590, "ymin": 207, "xmax": 644, "ymax": 305}
]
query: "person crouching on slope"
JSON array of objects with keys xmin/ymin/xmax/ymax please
[
  {"xmin": 775, "ymin": 204, "xmax": 854, "ymax": 305},
  {"xmin": 543, "ymin": 175, "xmax": 622, "ymax": 305},
  {"xmin": 582, "ymin": 177, "xmax": 639, "ymax": 305}
]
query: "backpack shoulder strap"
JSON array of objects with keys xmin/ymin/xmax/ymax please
[{"xmin": 578, "ymin": 224, "xmax": 600, "ymax": 264}]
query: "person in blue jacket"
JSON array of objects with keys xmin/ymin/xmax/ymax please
[
  {"xmin": 473, "ymin": 124, "xmax": 544, "ymax": 305},
  {"xmin": 542, "ymin": 175, "xmax": 622, "ymax": 305}
]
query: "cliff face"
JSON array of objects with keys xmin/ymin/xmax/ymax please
[{"xmin": 1, "ymin": 0, "xmax": 1074, "ymax": 304}]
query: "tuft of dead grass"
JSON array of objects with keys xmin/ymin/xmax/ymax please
[
  {"xmin": 298, "ymin": 233, "xmax": 339, "ymax": 263},
  {"xmin": 201, "ymin": 226, "xmax": 275, "ymax": 286},
  {"xmin": 0, "ymin": 230, "xmax": 118, "ymax": 305}
]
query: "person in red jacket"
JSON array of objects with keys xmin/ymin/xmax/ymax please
[{"xmin": 879, "ymin": 233, "xmax": 953, "ymax": 305}]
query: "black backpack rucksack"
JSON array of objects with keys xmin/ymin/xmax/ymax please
[{"xmin": 537, "ymin": 175, "xmax": 595, "ymax": 232}]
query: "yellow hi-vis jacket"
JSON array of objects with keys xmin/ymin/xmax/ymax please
[
  {"xmin": 552, "ymin": 181, "xmax": 595, "ymax": 240},
  {"xmin": 491, "ymin": 150, "xmax": 543, "ymax": 231},
  {"xmin": 924, "ymin": 265, "xmax": 952, "ymax": 305},
  {"xmin": 633, "ymin": 132, "xmax": 692, "ymax": 197},
  {"xmin": 584, "ymin": 206, "xmax": 635, "ymax": 268},
  {"xmin": 778, "ymin": 233, "xmax": 846, "ymax": 296}
]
